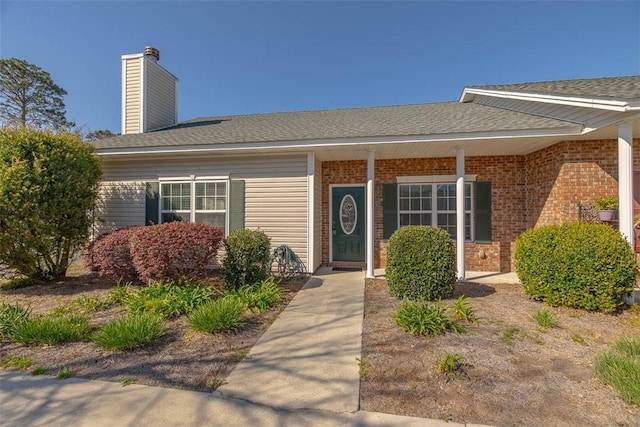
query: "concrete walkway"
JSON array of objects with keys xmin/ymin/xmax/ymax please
[{"xmin": 0, "ymin": 269, "xmax": 489, "ymax": 427}]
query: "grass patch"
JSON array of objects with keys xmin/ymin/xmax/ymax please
[
  {"xmin": 394, "ymin": 300, "xmax": 463, "ymax": 337},
  {"xmin": 224, "ymin": 277, "xmax": 282, "ymax": 313},
  {"xmin": 188, "ymin": 298, "xmax": 246, "ymax": 333},
  {"xmin": 56, "ymin": 368, "xmax": 71, "ymax": 379},
  {"xmin": 31, "ymin": 367, "xmax": 48, "ymax": 376},
  {"xmin": 571, "ymin": 334, "xmax": 588, "ymax": 346},
  {"xmin": 121, "ymin": 378, "xmax": 137, "ymax": 386},
  {"xmin": 126, "ymin": 281, "xmax": 213, "ymax": 318},
  {"xmin": 450, "ymin": 296, "xmax": 477, "ymax": 323},
  {"xmin": 73, "ymin": 295, "xmax": 108, "ymax": 312},
  {"xmin": 105, "ymin": 282, "xmax": 137, "ymax": 306},
  {"xmin": 435, "ymin": 352, "xmax": 465, "ymax": 374},
  {"xmin": 232, "ymin": 348, "xmax": 250, "ymax": 362},
  {"xmin": 357, "ymin": 357, "xmax": 371, "ymax": 378},
  {"xmin": 0, "ymin": 277, "xmax": 36, "ymax": 291},
  {"xmin": 205, "ymin": 376, "xmax": 226, "ymax": 390},
  {"xmin": 2, "ymin": 355, "xmax": 32, "ymax": 371},
  {"xmin": 532, "ymin": 309, "xmax": 558, "ymax": 329},
  {"xmin": 595, "ymin": 337, "xmax": 640, "ymax": 406},
  {"xmin": 0, "ymin": 302, "xmax": 31, "ymax": 340},
  {"xmin": 13, "ymin": 314, "xmax": 89, "ymax": 344},
  {"xmin": 500, "ymin": 326, "xmax": 526, "ymax": 346},
  {"xmin": 92, "ymin": 312, "xmax": 164, "ymax": 351}
]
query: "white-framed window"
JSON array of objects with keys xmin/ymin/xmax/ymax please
[
  {"xmin": 160, "ymin": 180, "xmax": 227, "ymax": 233},
  {"xmin": 398, "ymin": 183, "xmax": 473, "ymax": 240}
]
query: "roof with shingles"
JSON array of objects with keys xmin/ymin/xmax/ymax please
[
  {"xmin": 94, "ymin": 102, "xmax": 578, "ymax": 150},
  {"xmin": 467, "ymin": 75, "xmax": 640, "ymax": 100}
]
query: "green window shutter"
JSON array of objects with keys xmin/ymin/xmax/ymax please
[
  {"xmin": 382, "ymin": 183, "xmax": 398, "ymax": 240},
  {"xmin": 229, "ymin": 180, "xmax": 245, "ymax": 232},
  {"xmin": 474, "ymin": 181, "xmax": 492, "ymax": 242},
  {"xmin": 145, "ymin": 182, "xmax": 159, "ymax": 225}
]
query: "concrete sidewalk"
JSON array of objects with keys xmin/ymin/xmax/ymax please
[{"xmin": 0, "ymin": 269, "xmax": 486, "ymax": 427}]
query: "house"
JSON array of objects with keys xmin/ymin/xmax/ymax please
[{"xmin": 94, "ymin": 47, "xmax": 640, "ymax": 278}]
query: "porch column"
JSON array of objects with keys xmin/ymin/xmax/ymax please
[
  {"xmin": 366, "ymin": 149, "xmax": 375, "ymax": 278},
  {"xmin": 456, "ymin": 147, "xmax": 465, "ymax": 280},
  {"xmin": 618, "ymin": 122, "xmax": 633, "ymax": 248}
]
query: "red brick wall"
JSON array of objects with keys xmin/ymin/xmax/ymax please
[{"xmin": 321, "ymin": 138, "xmax": 640, "ymax": 273}]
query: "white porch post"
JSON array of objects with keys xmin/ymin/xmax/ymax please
[
  {"xmin": 618, "ymin": 122, "xmax": 634, "ymax": 248},
  {"xmin": 456, "ymin": 147, "xmax": 465, "ymax": 280},
  {"xmin": 366, "ymin": 149, "xmax": 375, "ymax": 279}
]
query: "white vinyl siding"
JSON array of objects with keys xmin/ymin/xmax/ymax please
[
  {"xmin": 123, "ymin": 58, "xmax": 141, "ymax": 134},
  {"xmin": 94, "ymin": 181, "xmax": 146, "ymax": 237},
  {"xmin": 99, "ymin": 154, "xmax": 310, "ymax": 267},
  {"xmin": 146, "ymin": 60, "xmax": 177, "ymax": 132}
]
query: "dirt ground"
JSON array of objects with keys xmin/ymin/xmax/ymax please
[
  {"xmin": 360, "ymin": 278, "xmax": 640, "ymax": 427},
  {"xmin": 0, "ymin": 266, "xmax": 305, "ymax": 392}
]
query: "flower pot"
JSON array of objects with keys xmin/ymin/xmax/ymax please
[{"xmin": 598, "ymin": 210, "xmax": 615, "ymax": 221}]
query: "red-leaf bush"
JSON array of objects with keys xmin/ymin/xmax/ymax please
[
  {"xmin": 84, "ymin": 227, "xmax": 143, "ymax": 281},
  {"xmin": 130, "ymin": 222, "xmax": 223, "ymax": 282}
]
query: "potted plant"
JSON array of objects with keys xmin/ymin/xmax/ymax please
[{"xmin": 595, "ymin": 196, "xmax": 618, "ymax": 221}]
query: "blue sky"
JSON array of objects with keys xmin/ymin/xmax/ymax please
[{"xmin": 1, "ymin": 1, "xmax": 639, "ymax": 134}]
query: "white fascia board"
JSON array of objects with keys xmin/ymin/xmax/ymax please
[
  {"xmin": 121, "ymin": 53, "xmax": 144, "ymax": 60},
  {"xmin": 460, "ymin": 88, "xmax": 638, "ymax": 112},
  {"xmin": 94, "ymin": 125, "xmax": 582, "ymax": 157}
]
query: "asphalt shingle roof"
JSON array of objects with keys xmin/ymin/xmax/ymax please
[
  {"xmin": 468, "ymin": 75, "xmax": 640, "ymax": 100},
  {"xmin": 94, "ymin": 102, "xmax": 577, "ymax": 150}
]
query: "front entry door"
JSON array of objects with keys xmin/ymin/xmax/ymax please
[{"xmin": 331, "ymin": 186, "xmax": 365, "ymax": 262}]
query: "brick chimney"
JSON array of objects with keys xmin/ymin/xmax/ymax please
[{"xmin": 121, "ymin": 46, "xmax": 178, "ymax": 134}]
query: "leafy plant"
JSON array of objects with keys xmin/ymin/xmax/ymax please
[
  {"xmin": 435, "ymin": 352, "xmax": 465, "ymax": 374},
  {"xmin": 531, "ymin": 309, "xmax": 558, "ymax": 329},
  {"xmin": 13, "ymin": 314, "xmax": 89, "ymax": 344},
  {"xmin": 595, "ymin": 337, "xmax": 640, "ymax": 406},
  {"xmin": 73, "ymin": 295, "xmax": 108, "ymax": 313},
  {"xmin": 571, "ymin": 334, "xmax": 588, "ymax": 346},
  {"xmin": 130, "ymin": 222, "xmax": 223, "ymax": 283},
  {"xmin": 450, "ymin": 296, "xmax": 477, "ymax": 323},
  {"xmin": 0, "ymin": 301, "xmax": 31, "ymax": 340},
  {"xmin": 31, "ymin": 367, "xmax": 48, "ymax": 376},
  {"xmin": 501, "ymin": 326, "xmax": 526, "ymax": 346},
  {"xmin": 0, "ymin": 129, "xmax": 102, "ymax": 280},
  {"xmin": 1, "ymin": 355, "xmax": 32, "ymax": 371},
  {"xmin": 225, "ymin": 277, "xmax": 282, "ymax": 313},
  {"xmin": 386, "ymin": 226, "xmax": 456, "ymax": 301},
  {"xmin": 105, "ymin": 281, "xmax": 137, "ymax": 306},
  {"xmin": 91, "ymin": 312, "xmax": 164, "ymax": 351},
  {"xmin": 514, "ymin": 222, "xmax": 636, "ymax": 312},
  {"xmin": 205, "ymin": 376, "xmax": 227, "ymax": 390},
  {"xmin": 222, "ymin": 229, "xmax": 272, "ymax": 290},
  {"xmin": 125, "ymin": 281, "xmax": 213, "ymax": 318},
  {"xmin": 394, "ymin": 300, "xmax": 463, "ymax": 337},
  {"xmin": 595, "ymin": 196, "xmax": 618, "ymax": 211},
  {"xmin": 188, "ymin": 297, "xmax": 246, "ymax": 333},
  {"xmin": 121, "ymin": 378, "xmax": 137, "ymax": 386},
  {"xmin": 84, "ymin": 227, "xmax": 143, "ymax": 281}
]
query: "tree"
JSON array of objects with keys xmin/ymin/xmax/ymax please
[
  {"xmin": 0, "ymin": 58, "xmax": 70, "ymax": 130},
  {"xmin": 0, "ymin": 129, "xmax": 102, "ymax": 280},
  {"xmin": 85, "ymin": 129, "xmax": 117, "ymax": 141}
]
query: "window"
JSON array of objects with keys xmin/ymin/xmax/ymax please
[
  {"xmin": 160, "ymin": 180, "xmax": 227, "ymax": 233},
  {"xmin": 398, "ymin": 183, "xmax": 472, "ymax": 240}
]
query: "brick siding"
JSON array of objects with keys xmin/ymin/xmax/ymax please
[{"xmin": 321, "ymin": 137, "xmax": 640, "ymax": 272}]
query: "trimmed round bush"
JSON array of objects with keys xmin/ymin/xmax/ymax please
[
  {"xmin": 222, "ymin": 229, "xmax": 271, "ymax": 290},
  {"xmin": 84, "ymin": 226, "xmax": 143, "ymax": 281},
  {"xmin": 386, "ymin": 226, "xmax": 456, "ymax": 301},
  {"xmin": 130, "ymin": 222, "xmax": 223, "ymax": 283},
  {"xmin": 514, "ymin": 222, "xmax": 636, "ymax": 313}
]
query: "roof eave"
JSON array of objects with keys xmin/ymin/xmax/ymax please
[
  {"xmin": 94, "ymin": 125, "xmax": 583, "ymax": 157},
  {"xmin": 460, "ymin": 88, "xmax": 640, "ymax": 112}
]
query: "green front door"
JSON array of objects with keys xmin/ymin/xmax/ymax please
[{"xmin": 332, "ymin": 186, "xmax": 365, "ymax": 262}]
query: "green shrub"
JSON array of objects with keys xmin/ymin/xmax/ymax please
[
  {"xmin": 595, "ymin": 337, "xmax": 640, "ymax": 406},
  {"xmin": 0, "ymin": 129, "xmax": 102, "ymax": 280},
  {"xmin": 222, "ymin": 229, "xmax": 271, "ymax": 290},
  {"xmin": 450, "ymin": 295, "xmax": 477, "ymax": 323},
  {"xmin": 0, "ymin": 302, "xmax": 31, "ymax": 340},
  {"xmin": 92, "ymin": 312, "xmax": 164, "ymax": 351},
  {"xmin": 514, "ymin": 222, "xmax": 636, "ymax": 312},
  {"xmin": 188, "ymin": 297, "xmax": 246, "ymax": 333},
  {"xmin": 13, "ymin": 314, "xmax": 89, "ymax": 344},
  {"xmin": 125, "ymin": 281, "xmax": 213, "ymax": 318},
  {"xmin": 435, "ymin": 352, "xmax": 465, "ymax": 374},
  {"xmin": 394, "ymin": 300, "xmax": 463, "ymax": 336},
  {"xmin": 386, "ymin": 226, "xmax": 456, "ymax": 301},
  {"xmin": 225, "ymin": 277, "xmax": 282, "ymax": 313}
]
